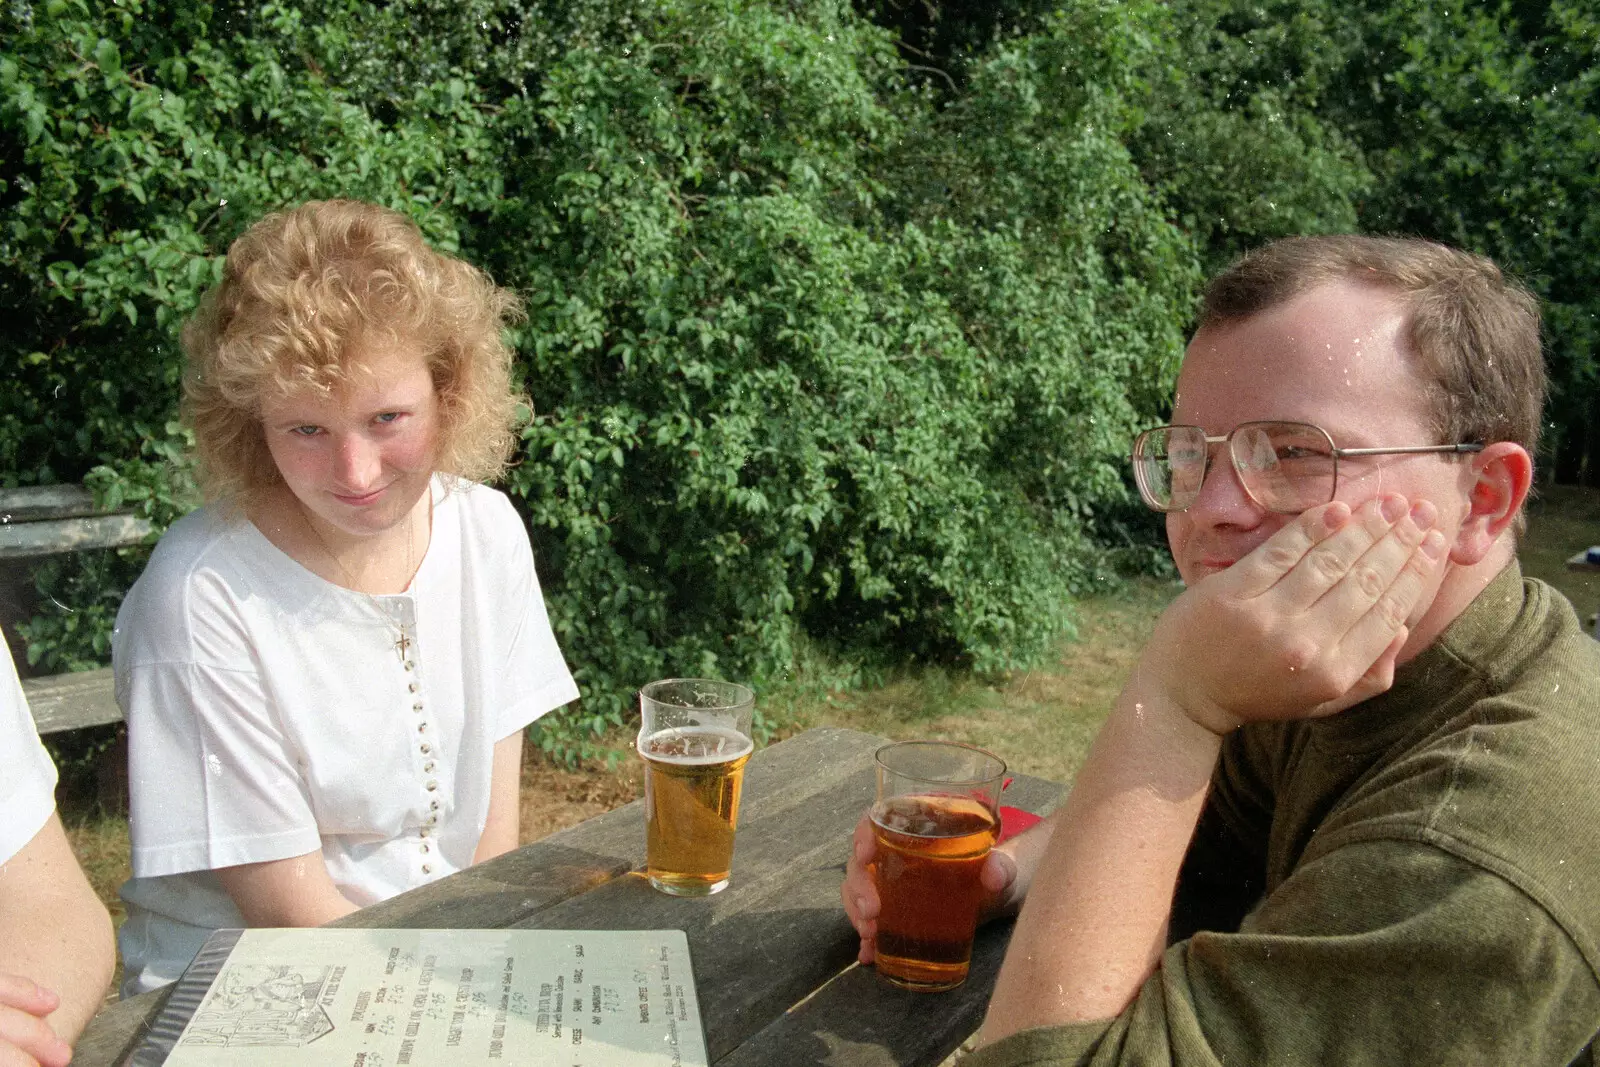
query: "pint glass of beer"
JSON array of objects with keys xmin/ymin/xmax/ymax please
[
  {"xmin": 871, "ymin": 740, "xmax": 1006, "ymax": 991},
  {"xmin": 638, "ymin": 678, "xmax": 756, "ymax": 896}
]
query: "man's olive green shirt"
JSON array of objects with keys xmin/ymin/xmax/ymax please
[{"xmin": 969, "ymin": 564, "xmax": 1600, "ymax": 1066}]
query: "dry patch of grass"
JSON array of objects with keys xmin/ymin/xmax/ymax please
[
  {"xmin": 63, "ymin": 816, "xmax": 130, "ymax": 928},
  {"xmin": 518, "ymin": 739, "xmax": 643, "ymax": 844},
  {"xmin": 797, "ymin": 578, "xmax": 1179, "ymax": 786}
]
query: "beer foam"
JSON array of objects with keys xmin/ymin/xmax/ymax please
[
  {"xmin": 640, "ymin": 725, "xmax": 754, "ymax": 764},
  {"xmin": 871, "ymin": 795, "xmax": 996, "ymax": 838}
]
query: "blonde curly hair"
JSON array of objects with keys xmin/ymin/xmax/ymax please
[{"xmin": 182, "ymin": 200, "xmax": 526, "ymax": 506}]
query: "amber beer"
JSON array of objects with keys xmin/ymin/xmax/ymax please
[
  {"xmin": 641, "ymin": 726, "xmax": 754, "ymax": 895},
  {"xmin": 871, "ymin": 739, "xmax": 1006, "ymax": 991},
  {"xmin": 871, "ymin": 794, "xmax": 1000, "ymax": 991}
]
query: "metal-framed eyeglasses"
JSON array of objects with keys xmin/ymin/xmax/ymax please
[{"xmin": 1131, "ymin": 421, "xmax": 1484, "ymax": 514}]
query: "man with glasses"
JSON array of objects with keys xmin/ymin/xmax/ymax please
[{"xmin": 841, "ymin": 235, "xmax": 1600, "ymax": 1063}]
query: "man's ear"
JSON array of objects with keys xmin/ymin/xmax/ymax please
[{"xmin": 1451, "ymin": 442, "xmax": 1533, "ymax": 565}]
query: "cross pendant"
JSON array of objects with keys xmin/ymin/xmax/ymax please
[{"xmin": 395, "ymin": 628, "xmax": 412, "ymax": 661}]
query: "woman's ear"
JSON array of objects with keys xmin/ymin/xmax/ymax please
[{"xmin": 1451, "ymin": 442, "xmax": 1533, "ymax": 565}]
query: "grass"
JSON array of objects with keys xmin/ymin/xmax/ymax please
[
  {"xmin": 791, "ymin": 577, "xmax": 1177, "ymax": 785},
  {"xmin": 1521, "ymin": 482, "xmax": 1600, "ymax": 626},
  {"xmin": 53, "ymin": 481, "xmax": 1600, "ymax": 998}
]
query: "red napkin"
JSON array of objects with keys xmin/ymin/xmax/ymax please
[
  {"xmin": 998, "ymin": 806, "xmax": 1042, "ymax": 842},
  {"xmin": 997, "ymin": 778, "xmax": 1043, "ymax": 842}
]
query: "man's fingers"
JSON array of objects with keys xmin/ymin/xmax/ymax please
[
  {"xmin": 1260, "ymin": 489, "xmax": 1414, "ymax": 607},
  {"xmin": 0, "ymin": 1005, "xmax": 70, "ymax": 1067},
  {"xmin": 853, "ymin": 815, "xmax": 876, "ymax": 864},
  {"xmin": 1304, "ymin": 498, "xmax": 1436, "ymax": 634},
  {"xmin": 975, "ymin": 848, "xmax": 1020, "ymax": 923},
  {"xmin": 1269, "ymin": 496, "xmax": 1440, "ymax": 706},
  {"xmin": 1153, "ymin": 493, "xmax": 1434, "ymax": 727},
  {"xmin": 0, "ymin": 977, "xmax": 62, "ymax": 1067},
  {"xmin": 0, "ymin": 977, "xmax": 55, "ymax": 1019},
  {"xmin": 980, "ymin": 849, "xmax": 1017, "ymax": 896},
  {"xmin": 842, "ymin": 867, "xmax": 879, "ymax": 925},
  {"xmin": 841, "ymin": 812, "xmax": 881, "ymax": 959},
  {"xmin": 1328, "ymin": 527, "xmax": 1448, "ymax": 677},
  {"xmin": 1225, "ymin": 500, "xmax": 1352, "ymax": 598},
  {"xmin": 843, "ymin": 816, "xmax": 879, "ymax": 916},
  {"xmin": 0, "ymin": 1042, "xmax": 40, "ymax": 1067},
  {"xmin": 1311, "ymin": 628, "xmax": 1408, "ymax": 718}
]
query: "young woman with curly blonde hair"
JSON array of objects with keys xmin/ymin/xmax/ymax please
[{"xmin": 114, "ymin": 200, "xmax": 578, "ymax": 994}]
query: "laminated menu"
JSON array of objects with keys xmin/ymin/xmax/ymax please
[{"xmin": 122, "ymin": 928, "xmax": 709, "ymax": 1067}]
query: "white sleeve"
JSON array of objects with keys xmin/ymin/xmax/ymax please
[
  {"xmin": 0, "ymin": 643, "xmax": 58, "ymax": 865},
  {"xmin": 123, "ymin": 658, "xmax": 323, "ymax": 877},
  {"xmin": 494, "ymin": 508, "xmax": 579, "ymax": 740},
  {"xmin": 117, "ymin": 543, "xmax": 325, "ymax": 879}
]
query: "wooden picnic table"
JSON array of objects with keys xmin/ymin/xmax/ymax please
[{"xmin": 72, "ymin": 726, "xmax": 1060, "ymax": 1066}]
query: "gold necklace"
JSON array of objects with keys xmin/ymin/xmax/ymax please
[{"xmin": 300, "ymin": 503, "xmax": 419, "ymax": 664}]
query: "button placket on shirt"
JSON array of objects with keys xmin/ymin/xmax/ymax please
[{"xmin": 394, "ymin": 597, "xmax": 439, "ymax": 880}]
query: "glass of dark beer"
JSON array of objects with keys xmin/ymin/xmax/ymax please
[
  {"xmin": 871, "ymin": 740, "xmax": 1006, "ymax": 991},
  {"xmin": 638, "ymin": 678, "xmax": 756, "ymax": 896}
]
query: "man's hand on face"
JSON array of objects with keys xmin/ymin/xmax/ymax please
[
  {"xmin": 0, "ymin": 974, "xmax": 70, "ymax": 1067},
  {"xmin": 1144, "ymin": 493, "xmax": 1447, "ymax": 736}
]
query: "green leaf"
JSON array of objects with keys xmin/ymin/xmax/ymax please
[{"xmin": 94, "ymin": 38, "xmax": 122, "ymax": 76}]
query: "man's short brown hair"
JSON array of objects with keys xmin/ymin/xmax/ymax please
[{"xmin": 1201, "ymin": 235, "xmax": 1545, "ymax": 459}]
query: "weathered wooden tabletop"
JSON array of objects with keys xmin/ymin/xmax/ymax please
[{"xmin": 73, "ymin": 726, "xmax": 1060, "ymax": 1066}]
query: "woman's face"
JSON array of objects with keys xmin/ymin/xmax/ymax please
[{"xmin": 259, "ymin": 336, "xmax": 440, "ymax": 544}]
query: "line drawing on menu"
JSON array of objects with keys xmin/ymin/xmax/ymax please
[{"xmin": 178, "ymin": 965, "xmax": 337, "ymax": 1047}]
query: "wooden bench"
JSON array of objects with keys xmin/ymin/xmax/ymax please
[
  {"xmin": 22, "ymin": 666, "xmax": 122, "ymax": 734},
  {"xmin": 1, "ymin": 486, "xmax": 148, "ymax": 733},
  {"xmin": 0, "ymin": 485, "xmax": 153, "ymax": 561}
]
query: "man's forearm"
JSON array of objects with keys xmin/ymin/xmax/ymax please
[
  {"xmin": 974, "ymin": 495, "xmax": 1442, "ymax": 1046},
  {"xmin": 27, "ymin": 892, "xmax": 115, "ymax": 1042},
  {"xmin": 978, "ymin": 680, "xmax": 1220, "ymax": 1044},
  {"xmin": 0, "ymin": 816, "xmax": 116, "ymax": 1043}
]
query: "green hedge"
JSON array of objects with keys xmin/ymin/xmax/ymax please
[
  {"xmin": 3, "ymin": 0, "xmax": 1365, "ymax": 757},
  {"xmin": 1123, "ymin": 0, "xmax": 1600, "ymax": 482}
]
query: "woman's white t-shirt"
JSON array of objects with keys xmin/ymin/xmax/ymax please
[
  {"xmin": 115, "ymin": 478, "xmax": 578, "ymax": 994},
  {"xmin": 1, "ymin": 640, "xmax": 59, "ymax": 865}
]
